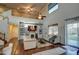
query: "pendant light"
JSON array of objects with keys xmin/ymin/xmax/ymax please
[{"xmin": 38, "ymin": 14, "xmax": 42, "ymax": 19}]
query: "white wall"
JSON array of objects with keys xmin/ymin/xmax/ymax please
[
  {"xmin": 0, "ymin": 18, "xmax": 8, "ymax": 44},
  {"xmin": 43, "ymin": 3, "xmax": 79, "ymax": 44},
  {"xmin": 0, "ymin": 10, "xmax": 10, "ymax": 41},
  {"xmin": 0, "ymin": 17, "xmax": 8, "ymax": 35},
  {"xmin": 9, "ymin": 16, "xmax": 43, "ymax": 25}
]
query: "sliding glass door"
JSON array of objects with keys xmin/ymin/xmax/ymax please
[{"xmin": 65, "ymin": 19, "xmax": 79, "ymax": 48}]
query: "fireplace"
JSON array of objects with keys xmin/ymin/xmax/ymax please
[{"xmin": 31, "ymin": 34, "xmax": 34, "ymax": 38}]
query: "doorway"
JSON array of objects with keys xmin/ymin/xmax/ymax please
[
  {"xmin": 65, "ymin": 17, "xmax": 79, "ymax": 48},
  {"xmin": 8, "ymin": 23, "xmax": 18, "ymax": 40}
]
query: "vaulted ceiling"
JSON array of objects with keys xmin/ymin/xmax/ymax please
[{"xmin": 0, "ymin": 3, "xmax": 47, "ymax": 19}]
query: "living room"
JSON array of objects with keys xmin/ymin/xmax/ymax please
[{"xmin": 0, "ymin": 3, "xmax": 79, "ymax": 55}]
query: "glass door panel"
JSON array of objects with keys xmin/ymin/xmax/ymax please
[{"xmin": 66, "ymin": 22, "xmax": 79, "ymax": 47}]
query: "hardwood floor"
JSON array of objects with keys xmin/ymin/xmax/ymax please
[
  {"xmin": 14, "ymin": 40, "xmax": 63, "ymax": 55},
  {"xmin": 0, "ymin": 38, "xmax": 77, "ymax": 55},
  {"xmin": 24, "ymin": 45, "xmax": 63, "ymax": 55}
]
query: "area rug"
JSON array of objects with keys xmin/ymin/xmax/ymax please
[
  {"xmin": 32, "ymin": 47, "xmax": 66, "ymax": 55},
  {"xmin": 62, "ymin": 46, "xmax": 78, "ymax": 55}
]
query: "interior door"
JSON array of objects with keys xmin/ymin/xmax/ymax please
[
  {"xmin": 8, "ymin": 24, "xmax": 18, "ymax": 40},
  {"xmin": 65, "ymin": 20, "xmax": 79, "ymax": 48}
]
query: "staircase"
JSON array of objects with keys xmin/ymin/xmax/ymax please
[
  {"xmin": 0, "ymin": 38, "xmax": 7, "ymax": 48},
  {"xmin": 0, "ymin": 40, "xmax": 4, "ymax": 48},
  {"xmin": 0, "ymin": 32, "xmax": 7, "ymax": 48}
]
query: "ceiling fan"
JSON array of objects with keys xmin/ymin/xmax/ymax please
[{"xmin": 38, "ymin": 14, "xmax": 46, "ymax": 20}]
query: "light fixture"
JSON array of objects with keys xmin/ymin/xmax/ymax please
[
  {"xmin": 27, "ymin": 7, "xmax": 33, "ymax": 12},
  {"xmin": 38, "ymin": 14, "xmax": 42, "ymax": 19},
  {"xmin": 27, "ymin": 9, "xmax": 30, "ymax": 12}
]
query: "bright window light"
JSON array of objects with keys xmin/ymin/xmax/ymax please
[
  {"xmin": 48, "ymin": 26, "xmax": 58, "ymax": 35},
  {"xmin": 48, "ymin": 4, "xmax": 58, "ymax": 14}
]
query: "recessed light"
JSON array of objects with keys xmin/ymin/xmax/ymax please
[{"xmin": 27, "ymin": 9, "xmax": 30, "ymax": 12}]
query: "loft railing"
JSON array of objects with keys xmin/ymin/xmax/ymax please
[{"xmin": 0, "ymin": 32, "xmax": 7, "ymax": 45}]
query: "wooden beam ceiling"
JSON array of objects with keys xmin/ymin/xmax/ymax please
[{"xmin": 0, "ymin": 3, "xmax": 47, "ymax": 19}]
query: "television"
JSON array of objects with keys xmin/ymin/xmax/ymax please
[{"xmin": 28, "ymin": 25, "xmax": 37, "ymax": 32}]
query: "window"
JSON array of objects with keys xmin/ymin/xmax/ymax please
[
  {"xmin": 48, "ymin": 3, "xmax": 58, "ymax": 14},
  {"xmin": 48, "ymin": 24, "xmax": 58, "ymax": 36}
]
